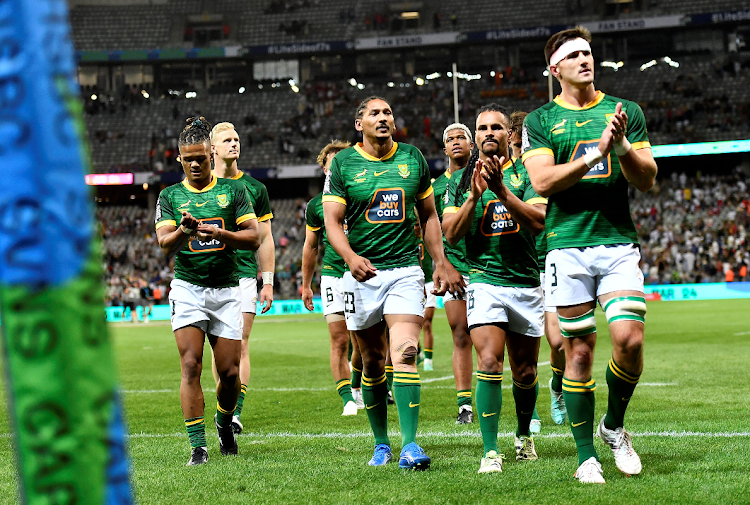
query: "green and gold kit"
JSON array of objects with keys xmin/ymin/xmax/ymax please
[
  {"xmin": 306, "ymin": 192, "xmax": 346, "ymax": 278},
  {"xmin": 223, "ymin": 171, "xmax": 273, "ymax": 279},
  {"xmin": 522, "ymin": 91, "xmax": 651, "ymax": 253},
  {"xmin": 155, "ymin": 177, "xmax": 256, "ymax": 288},
  {"xmin": 418, "ymin": 236, "xmax": 433, "ymax": 281},
  {"xmin": 323, "ymin": 142, "xmax": 433, "ymax": 270},
  {"xmin": 444, "ymin": 159, "xmax": 547, "ymax": 288},
  {"xmin": 536, "ymin": 228, "xmax": 547, "ymax": 273},
  {"xmin": 434, "ymin": 170, "xmax": 469, "ymax": 276}
]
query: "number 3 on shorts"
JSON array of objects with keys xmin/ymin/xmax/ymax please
[
  {"xmin": 344, "ymin": 291, "xmax": 356, "ymax": 314},
  {"xmin": 550, "ymin": 263, "xmax": 558, "ymax": 287}
]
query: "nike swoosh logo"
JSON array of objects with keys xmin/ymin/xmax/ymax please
[
  {"xmin": 571, "ymin": 421, "xmax": 586, "ymax": 427},
  {"xmin": 196, "ymin": 201, "xmax": 208, "ymax": 207},
  {"xmin": 482, "ymin": 412, "xmax": 497, "ymax": 418},
  {"xmin": 366, "ymin": 403, "xmax": 380, "ymax": 410},
  {"xmin": 409, "ymin": 402, "xmax": 419, "ymax": 408},
  {"xmin": 622, "ymin": 397, "xmax": 631, "ymax": 402},
  {"xmin": 520, "ymin": 410, "xmax": 534, "ymax": 415},
  {"xmin": 374, "ymin": 170, "xmax": 389, "ymax": 176},
  {"xmin": 576, "ymin": 120, "xmax": 593, "ymax": 127}
]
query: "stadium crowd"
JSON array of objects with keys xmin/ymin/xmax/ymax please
[{"xmin": 100, "ymin": 170, "xmax": 750, "ymax": 309}]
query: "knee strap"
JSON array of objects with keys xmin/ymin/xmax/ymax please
[
  {"xmin": 603, "ymin": 296, "xmax": 647, "ymax": 324},
  {"xmin": 389, "ymin": 323, "xmax": 421, "ymax": 369},
  {"xmin": 558, "ymin": 309, "xmax": 596, "ymax": 338}
]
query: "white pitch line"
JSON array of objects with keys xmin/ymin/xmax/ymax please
[
  {"xmin": 119, "ymin": 430, "xmax": 750, "ymax": 439},
  {"xmin": 121, "ymin": 378, "xmax": 677, "ymax": 394},
  {"xmin": 734, "ymin": 331, "xmax": 750, "ymax": 336}
]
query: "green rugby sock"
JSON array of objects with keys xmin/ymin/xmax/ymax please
[
  {"xmin": 424, "ymin": 348, "xmax": 433, "ymax": 359},
  {"xmin": 351, "ymin": 366, "xmax": 362, "ymax": 389},
  {"xmin": 336, "ymin": 378, "xmax": 354, "ymax": 406},
  {"xmin": 563, "ymin": 376, "xmax": 598, "ymax": 465},
  {"xmin": 457, "ymin": 389, "xmax": 472, "ymax": 408},
  {"xmin": 550, "ymin": 366, "xmax": 564, "ymax": 393},
  {"xmin": 216, "ymin": 401, "xmax": 234, "ymax": 428},
  {"xmin": 476, "ymin": 371, "xmax": 503, "ymax": 455},
  {"xmin": 513, "ymin": 376, "xmax": 539, "ymax": 437},
  {"xmin": 234, "ymin": 384, "xmax": 247, "ymax": 418},
  {"xmin": 385, "ymin": 365, "xmax": 393, "ymax": 390},
  {"xmin": 362, "ymin": 374, "xmax": 390, "ymax": 446},
  {"xmin": 604, "ymin": 357, "xmax": 640, "ymax": 430},
  {"xmin": 185, "ymin": 417, "xmax": 207, "ymax": 448},
  {"xmin": 392, "ymin": 371, "xmax": 421, "ymax": 446}
]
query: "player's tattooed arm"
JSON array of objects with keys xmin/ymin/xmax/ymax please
[
  {"xmin": 482, "ymin": 155, "xmax": 545, "ymax": 235},
  {"xmin": 323, "ymin": 201, "xmax": 377, "ymax": 282},
  {"xmin": 156, "ymin": 211, "xmax": 199, "ymax": 257},
  {"xmin": 301, "ymin": 227, "xmax": 320, "ymax": 311}
]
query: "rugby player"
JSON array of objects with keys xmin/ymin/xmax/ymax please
[
  {"xmin": 510, "ymin": 111, "xmax": 566, "ymax": 430},
  {"xmin": 522, "ymin": 27, "xmax": 657, "ymax": 483},
  {"xmin": 416, "ymin": 219, "xmax": 436, "ymax": 372},
  {"xmin": 443, "ymin": 104, "xmax": 547, "ymax": 473},
  {"xmin": 435, "ymin": 123, "xmax": 473, "ymax": 423},
  {"xmin": 210, "ymin": 122, "xmax": 275, "ymax": 434},
  {"xmin": 302, "ymin": 140, "xmax": 359, "ymax": 416},
  {"xmin": 322, "ymin": 96, "xmax": 462, "ymax": 469},
  {"xmin": 155, "ymin": 117, "xmax": 260, "ymax": 466}
]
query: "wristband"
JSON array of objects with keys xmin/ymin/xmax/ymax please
[
  {"xmin": 614, "ymin": 138, "xmax": 631, "ymax": 156},
  {"xmin": 262, "ymin": 271, "xmax": 274, "ymax": 286},
  {"xmin": 179, "ymin": 224, "xmax": 194, "ymax": 235},
  {"xmin": 583, "ymin": 147, "xmax": 604, "ymax": 168}
]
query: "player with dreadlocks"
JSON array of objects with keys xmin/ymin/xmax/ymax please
[
  {"xmin": 443, "ymin": 104, "xmax": 547, "ymax": 474},
  {"xmin": 155, "ymin": 117, "xmax": 260, "ymax": 466},
  {"xmin": 510, "ymin": 111, "xmax": 567, "ymax": 429}
]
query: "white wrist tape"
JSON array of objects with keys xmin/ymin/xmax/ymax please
[
  {"xmin": 614, "ymin": 138, "xmax": 631, "ymax": 156},
  {"xmin": 583, "ymin": 148, "xmax": 604, "ymax": 168},
  {"xmin": 262, "ymin": 271, "xmax": 274, "ymax": 286},
  {"xmin": 179, "ymin": 224, "xmax": 194, "ymax": 235}
]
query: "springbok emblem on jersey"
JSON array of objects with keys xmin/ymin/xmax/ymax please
[
  {"xmin": 398, "ymin": 164, "xmax": 410, "ymax": 178},
  {"xmin": 217, "ymin": 194, "xmax": 229, "ymax": 208}
]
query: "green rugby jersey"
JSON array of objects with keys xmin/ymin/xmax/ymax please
[
  {"xmin": 418, "ymin": 237, "xmax": 434, "ymax": 281},
  {"xmin": 155, "ymin": 177, "xmax": 256, "ymax": 288},
  {"xmin": 444, "ymin": 159, "xmax": 547, "ymax": 288},
  {"xmin": 434, "ymin": 170, "xmax": 469, "ymax": 276},
  {"xmin": 306, "ymin": 192, "xmax": 346, "ymax": 278},
  {"xmin": 536, "ymin": 230, "xmax": 547, "ymax": 273},
  {"xmin": 323, "ymin": 142, "xmax": 432, "ymax": 270},
  {"xmin": 223, "ymin": 171, "xmax": 273, "ymax": 279},
  {"xmin": 521, "ymin": 91, "xmax": 651, "ymax": 252}
]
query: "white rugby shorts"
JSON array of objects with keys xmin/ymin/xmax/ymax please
[
  {"xmin": 169, "ymin": 278, "xmax": 242, "ymax": 340},
  {"xmin": 466, "ymin": 282, "xmax": 545, "ymax": 338},
  {"xmin": 442, "ymin": 274, "xmax": 470, "ymax": 304},
  {"xmin": 342, "ymin": 265, "xmax": 425, "ymax": 331},
  {"xmin": 539, "ymin": 272, "xmax": 556, "ymax": 313},
  {"xmin": 239, "ymin": 277, "xmax": 258, "ymax": 314},
  {"xmin": 424, "ymin": 281, "xmax": 437, "ymax": 309},
  {"xmin": 320, "ymin": 275, "xmax": 345, "ymax": 316},
  {"xmin": 545, "ymin": 244, "xmax": 644, "ymax": 307}
]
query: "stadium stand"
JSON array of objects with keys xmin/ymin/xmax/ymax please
[{"xmin": 80, "ymin": 54, "xmax": 749, "ymax": 173}]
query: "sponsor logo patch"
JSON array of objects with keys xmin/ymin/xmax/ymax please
[
  {"xmin": 189, "ymin": 217, "xmax": 226, "ymax": 252},
  {"xmin": 570, "ymin": 140, "xmax": 612, "ymax": 179},
  {"xmin": 480, "ymin": 200, "xmax": 519, "ymax": 236},
  {"xmin": 366, "ymin": 188, "xmax": 405, "ymax": 223}
]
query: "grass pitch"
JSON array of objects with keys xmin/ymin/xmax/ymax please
[{"xmin": 2, "ymin": 299, "xmax": 750, "ymax": 504}]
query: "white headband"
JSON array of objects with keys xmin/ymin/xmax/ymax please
[
  {"xmin": 550, "ymin": 38, "xmax": 592, "ymax": 66},
  {"xmin": 443, "ymin": 123, "xmax": 472, "ymax": 145}
]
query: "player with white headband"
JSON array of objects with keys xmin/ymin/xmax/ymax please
[{"xmin": 521, "ymin": 26, "xmax": 658, "ymax": 484}]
